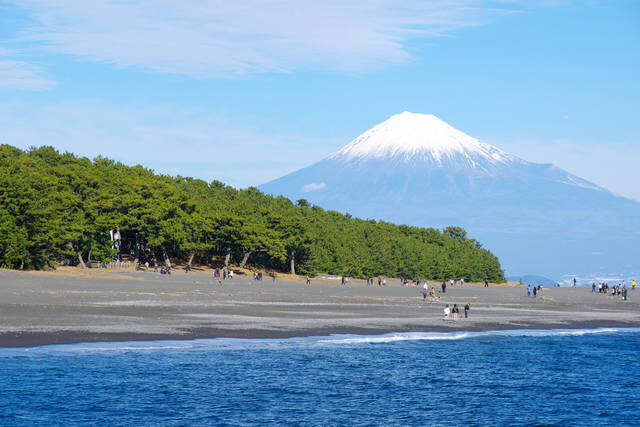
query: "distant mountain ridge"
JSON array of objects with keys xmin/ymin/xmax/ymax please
[
  {"xmin": 507, "ymin": 275, "xmax": 557, "ymax": 287},
  {"xmin": 260, "ymin": 112, "xmax": 640, "ymax": 279}
]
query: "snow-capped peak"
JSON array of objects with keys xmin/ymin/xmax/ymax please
[{"xmin": 329, "ymin": 111, "xmax": 515, "ymax": 165}]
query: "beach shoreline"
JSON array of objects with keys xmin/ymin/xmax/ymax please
[
  {"xmin": 1, "ymin": 268, "xmax": 638, "ymax": 348},
  {"xmin": 2, "ymin": 321, "xmax": 638, "ymax": 349}
]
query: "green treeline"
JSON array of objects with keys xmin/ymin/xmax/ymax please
[{"xmin": 0, "ymin": 145, "xmax": 505, "ymax": 282}]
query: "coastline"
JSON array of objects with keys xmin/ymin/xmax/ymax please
[
  {"xmin": 1, "ymin": 268, "xmax": 638, "ymax": 348},
  {"xmin": 2, "ymin": 321, "xmax": 639, "ymax": 349}
]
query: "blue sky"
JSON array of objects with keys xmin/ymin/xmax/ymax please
[{"xmin": 1, "ymin": 0, "xmax": 639, "ymax": 200}]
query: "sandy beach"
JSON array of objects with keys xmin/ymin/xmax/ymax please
[{"xmin": 0, "ymin": 267, "xmax": 638, "ymax": 347}]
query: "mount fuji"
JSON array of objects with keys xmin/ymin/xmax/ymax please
[{"xmin": 260, "ymin": 112, "xmax": 640, "ymax": 281}]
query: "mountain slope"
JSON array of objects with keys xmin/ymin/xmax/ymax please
[{"xmin": 260, "ymin": 112, "xmax": 640, "ymax": 279}]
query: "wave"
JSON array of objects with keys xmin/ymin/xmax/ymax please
[
  {"xmin": 2, "ymin": 327, "xmax": 639, "ymax": 357},
  {"xmin": 318, "ymin": 327, "xmax": 634, "ymax": 345}
]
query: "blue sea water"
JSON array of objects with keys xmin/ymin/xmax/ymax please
[{"xmin": 1, "ymin": 328, "xmax": 639, "ymax": 426}]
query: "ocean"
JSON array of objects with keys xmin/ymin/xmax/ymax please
[{"xmin": 1, "ymin": 328, "xmax": 639, "ymax": 426}]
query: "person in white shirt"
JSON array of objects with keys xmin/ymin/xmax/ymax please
[{"xmin": 444, "ymin": 304, "xmax": 450, "ymax": 320}]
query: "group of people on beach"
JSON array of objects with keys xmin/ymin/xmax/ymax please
[
  {"xmin": 212, "ymin": 268, "xmax": 234, "ymax": 280},
  {"xmin": 526, "ymin": 284, "xmax": 543, "ymax": 297},
  {"xmin": 443, "ymin": 303, "xmax": 470, "ymax": 321},
  {"xmin": 365, "ymin": 277, "xmax": 387, "ymax": 286},
  {"xmin": 421, "ymin": 282, "xmax": 439, "ymax": 302},
  {"xmin": 251, "ymin": 271, "xmax": 276, "ymax": 282},
  {"xmin": 134, "ymin": 261, "xmax": 174, "ymax": 275},
  {"xmin": 396, "ymin": 277, "xmax": 472, "ymax": 289},
  {"xmin": 207, "ymin": 267, "xmax": 235, "ymax": 285},
  {"xmin": 449, "ymin": 278, "xmax": 465, "ymax": 287},
  {"xmin": 137, "ymin": 260, "xmax": 494, "ymax": 295},
  {"xmin": 213, "ymin": 268, "xmax": 278, "ymax": 285},
  {"xmin": 137, "ymin": 261, "xmax": 170, "ymax": 275},
  {"xmin": 592, "ymin": 281, "xmax": 630, "ymax": 301}
]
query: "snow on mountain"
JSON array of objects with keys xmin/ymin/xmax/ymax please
[
  {"xmin": 260, "ymin": 112, "xmax": 640, "ymax": 279},
  {"xmin": 330, "ymin": 111, "xmax": 517, "ymax": 167}
]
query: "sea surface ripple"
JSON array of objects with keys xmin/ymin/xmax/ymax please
[{"xmin": 1, "ymin": 328, "xmax": 638, "ymax": 426}]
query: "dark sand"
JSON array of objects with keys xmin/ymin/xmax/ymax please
[{"xmin": 0, "ymin": 268, "xmax": 638, "ymax": 347}]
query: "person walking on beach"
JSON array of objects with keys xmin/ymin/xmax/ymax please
[
  {"xmin": 527, "ymin": 285, "xmax": 531, "ymax": 297},
  {"xmin": 422, "ymin": 282, "xmax": 428, "ymax": 300},
  {"xmin": 632, "ymin": 280, "xmax": 636, "ymax": 290},
  {"xmin": 460, "ymin": 278, "xmax": 464, "ymax": 287},
  {"xmin": 484, "ymin": 279, "xmax": 489, "ymax": 287},
  {"xmin": 444, "ymin": 304, "xmax": 450, "ymax": 321},
  {"xmin": 450, "ymin": 279, "xmax": 454, "ymax": 288},
  {"xmin": 306, "ymin": 276, "xmax": 311, "ymax": 285},
  {"xmin": 452, "ymin": 304, "xmax": 459, "ymax": 321},
  {"xmin": 464, "ymin": 303, "xmax": 470, "ymax": 318},
  {"xmin": 442, "ymin": 281, "xmax": 446, "ymax": 293},
  {"xmin": 382, "ymin": 278, "xmax": 387, "ymax": 286},
  {"xmin": 533, "ymin": 286, "xmax": 537, "ymax": 298}
]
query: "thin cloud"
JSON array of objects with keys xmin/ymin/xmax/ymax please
[
  {"xmin": 11, "ymin": 0, "xmax": 523, "ymax": 77},
  {"xmin": 0, "ymin": 100, "xmax": 337, "ymax": 188},
  {"xmin": 0, "ymin": 59, "xmax": 56, "ymax": 90},
  {"xmin": 301, "ymin": 182, "xmax": 327, "ymax": 193}
]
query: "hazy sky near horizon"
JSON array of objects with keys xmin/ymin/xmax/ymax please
[{"xmin": 1, "ymin": 0, "xmax": 639, "ymax": 201}]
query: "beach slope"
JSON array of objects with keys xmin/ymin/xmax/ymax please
[{"xmin": 0, "ymin": 269, "xmax": 638, "ymax": 347}]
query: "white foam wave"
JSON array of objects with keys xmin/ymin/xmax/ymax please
[
  {"xmin": 316, "ymin": 328, "xmax": 632, "ymax": 345},
  {"xmin": 317, "ymin": 331, "xmax": 475, "ymax": 344},
  {"xmin": 2, "ymin": 327, "xmax": 638, "ymax": 357}
]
